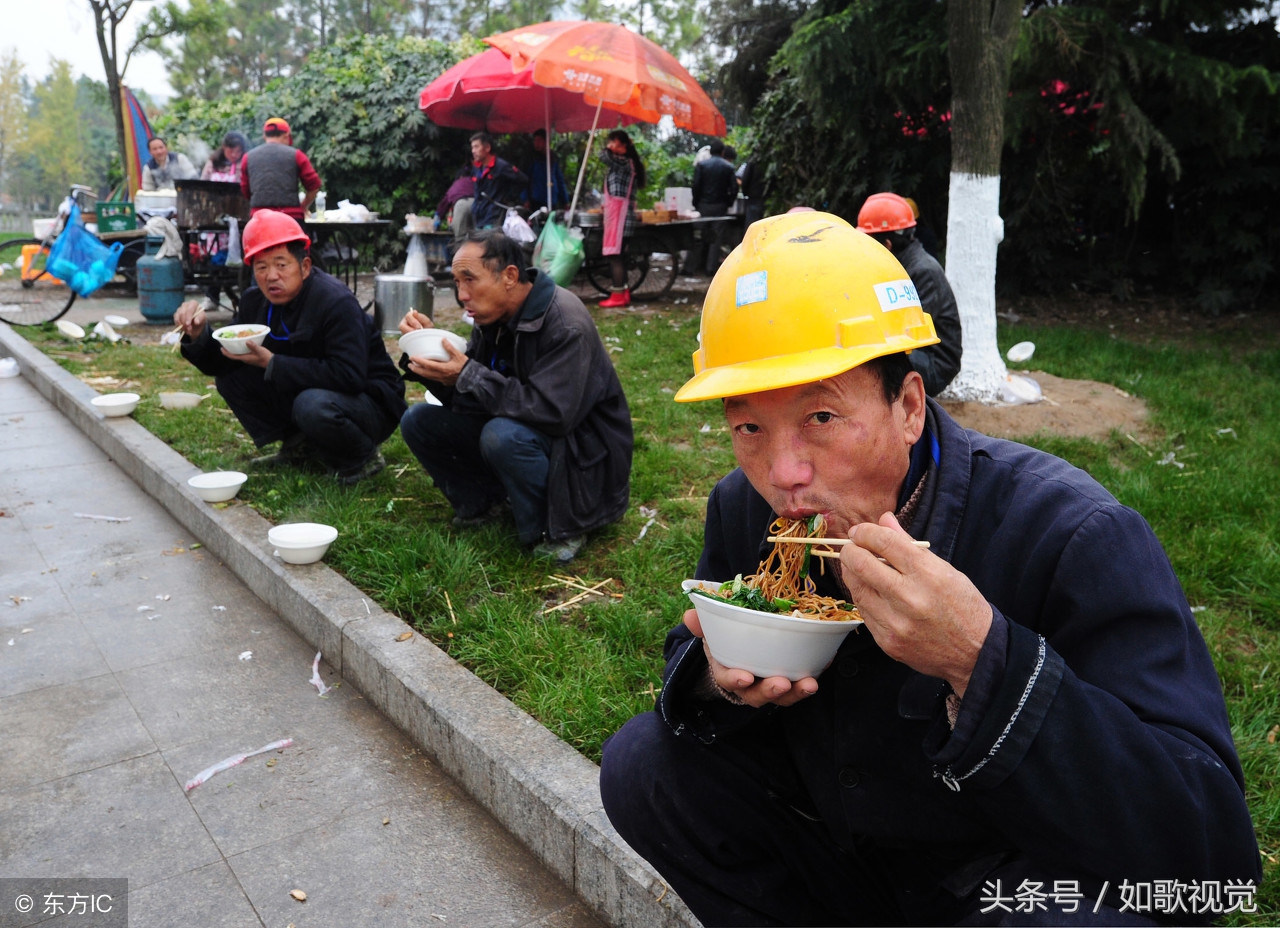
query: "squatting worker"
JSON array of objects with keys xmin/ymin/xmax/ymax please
[
  {"xmin": 397, "ymin": 230, "xmax": 633, "ymax": 565},
  {"xmin": 599, "ymin": 212, "xmax": 1259, "ymax": 927},
  {"xmin": 241, "ymin": 117, "xmax": 322, "ymax": 221},
  {"xmin": 858, "ymin": 191, "xmax": 962, "ymax": 396},
  {"xmin": 174, "ymin": 210, "xmax": 406, "ymax": 486}
]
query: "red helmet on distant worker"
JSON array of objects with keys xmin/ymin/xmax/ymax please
[
  {"xmin": 242, "ymin": 210, "xmax": 310, "ymax": 262},
  {"xmin": 857, "ymin": 192, "xmax": 917, "ymax": 234}
]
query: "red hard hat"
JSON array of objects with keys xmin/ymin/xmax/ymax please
[
  {"xmin": 242, "ymin": 210, "xmax": 310, "ymax": 262},
  {"xmin": 857, "ymin": 192, "xmax": 917, "ymax": 234}
]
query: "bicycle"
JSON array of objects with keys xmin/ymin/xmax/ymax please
[{"xmin": 0, "ymin": 185, "xmax": 146, "ymax": 326}]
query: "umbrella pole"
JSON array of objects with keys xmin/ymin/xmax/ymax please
[
  {"xmin": 545, "ymin": 95, "xmax": 553, "ymax": 212},
  {"xmin": 567, "ymin": 98, "xmax": 604, "ymax": 227}
]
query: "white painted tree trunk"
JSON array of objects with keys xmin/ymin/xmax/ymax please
[{"xmin": 941, "ymin": 171, "xmax": 1007, "ymax": 402}]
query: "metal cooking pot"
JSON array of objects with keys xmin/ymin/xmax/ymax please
[
  {"xmin": 375, "ymin": 274, "xmax": 433, "ymax": 324},
  {"xmin": 576, "ymin": 212, "xmax": 603, "ymax": 228}
]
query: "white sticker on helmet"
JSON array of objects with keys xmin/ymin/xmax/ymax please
[
  {"xmin": 873, "ymin": 279, "xmax": 921, "ymax": 311},
  {"xmin": 736, "ymin": 270, "xmax": 768, "ymax": 306}
]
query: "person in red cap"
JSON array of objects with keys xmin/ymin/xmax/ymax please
[
  {"xmin": 172, "ymin": 210, "xmax": 406, "ymax": 485},
  {"xmin": 240, "ymin": 117, "xmax": 322, "ymax": 222}
]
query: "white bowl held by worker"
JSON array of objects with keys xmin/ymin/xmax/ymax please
[
  {"xmin": 268, "ymin": 522, "xmax": 339, "ymax": 565},
  {"xmin": 188, "ymin": 471, "xmax": 247, "ymax": 502},
  {"xmin": 159, "ymin": 391, "xmax": 207, "ymax": 409},
  {"xmin": 682, "ymin": 579, "xmax": 862, "ymax": 681},
  {"xmin": 91, "ymin": 392, "xmax": 140, "ymax": 417},
  {"xmin": 398, "ymin": 327, "xmax": 468, "ymax": 362},
  {"xmin": 214, "ymin": 323, "xmax": 270, "ymax": 355}
]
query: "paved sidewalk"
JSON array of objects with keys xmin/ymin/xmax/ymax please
[
  {"xmin": 0, "ymin": 322, "xmax": 695, "ymax": 928},
  {"xmin": 0, "ymin": 374, "xmax": 604, "ymax": 927}
]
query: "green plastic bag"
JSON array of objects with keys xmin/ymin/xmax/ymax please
[{"xmin": 533, "ymin": 215, "xmax": 584, "ymax": 287}]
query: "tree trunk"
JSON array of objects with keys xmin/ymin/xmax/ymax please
[
  {"xmin": 89, "ymin": 0, "xmax": 130, "ymax": 199},
  {"xmin": 941, "ymin": 0, "xmax": 1022, "ymax": 402}
]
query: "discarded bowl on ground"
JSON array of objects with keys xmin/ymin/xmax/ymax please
[
  {"xmin": 0, "ymin": 357, "xmax": 18, "ymax": 378},
  {"xmin": 1000, "ymin": 373, "xmax": 1043, "ymax": 405},
  {"xmin": 103, "ymin": 314, "xmax": 131, "ymax": 327},
  {"xmin": 91, "ymin": 392, "xmax": 140, "ymax": 417},
  {"xmin": 268, "ymin": 522, "xmax": 338, "ymax": 565},
  {"xmin": 213, "ymin": 323, "xmax": 270, "ymax": 355},
  {"xmin": 682, "ymin": 579, "xmax": 862, "ymax": 681},
  {"xmin": 1006, "ymin": 341, "xmax": 1036, "ymax": 363},
  {"xmin": 56, "ymin": 320, "xmax": 85, "ymax": 339},
  {"xmin": 398, "ymin": 327, "xmax": 468, "ymax": 362},
  {"xmin": 188, "ymin": 471, "xmax": 247, "ymax": 502},
  {"xmin": 159, "ymin": 391, "xmax": 208, "ymax": 409}
]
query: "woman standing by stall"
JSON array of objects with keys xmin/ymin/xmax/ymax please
[
  {"xmin": 598, "ymin": 130, "xmax": 646, "ymax": 308},
  {"xmin": 201, "ymin": 131, "xmax": 249, "ymax": 182}
]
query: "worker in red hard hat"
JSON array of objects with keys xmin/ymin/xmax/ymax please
[
  {"xmin": 856, "ymin": 192, "xmax": 963, "ymax": 396},
  {"xmin": 173, "ymin": 210, "xmax": 406, "ymax": 486},
  {"xmin": 240, "ymin": 116, "xmax": 322, "ymax": 222}
]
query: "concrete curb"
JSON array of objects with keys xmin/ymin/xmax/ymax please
[{"xmin": 0, "ymin": 324, "xmax": 698, "ymax": 928}]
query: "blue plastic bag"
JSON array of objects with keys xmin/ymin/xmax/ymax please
[{"xmin": 45, "ymin": 204, "xmax": 125, "ymax": 298}]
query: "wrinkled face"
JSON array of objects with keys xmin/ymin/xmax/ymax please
[
  {"xmin": 251, "ymin": 244, "xmax": 311, "ymax": 305},
  {"xmin": 722, "ymin": 366, "xmax": 925, "ymax": 539},
  {"xmin": 148, "ymin": 139, "xmax": 169, "ymax": 162},
  {"xmin": 451, "ymin": 242, "xmax": 516, "ymax": 326},
  {"xmin": 471, "ymin": 139, "xmax": 490, "ymax": 162}
]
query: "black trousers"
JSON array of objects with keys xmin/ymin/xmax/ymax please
[
  {"xmin": 216, "ymin": 364, "xmax": 396, "ymax": 472},
  {"xmin": 600, "ymin": 711, "xmax": 1159, "ymax": 927}
]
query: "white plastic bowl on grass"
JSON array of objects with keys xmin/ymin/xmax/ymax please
[
  {"xmin": 159, "ymin": 391, "xmax": 208, "ymax": 409},
  {"xmin": 214, "ymin": 323, "xmax": 270, "ymax": 355},
  {"xmin": 399, "ymin": 327, "xmax": 468, "ymax": 362},
  {"xmin": 268, "ymin": 523, "xmax": 338, "ymax": 565},
  {"xmin": 91, "ymin": 392, "xmax": 140, "ymax": 417},
  {"xmin": 188, "ymin": 471, "xmax": 247, "ymax": 502},
  {"xmin": 682, "ymin": 579, "xmax": 863, "ymax": 681}
]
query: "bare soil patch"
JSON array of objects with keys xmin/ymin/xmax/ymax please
[{"xmin": 938, "ymin": 371, "xmax": 1148, "ymax": 441}]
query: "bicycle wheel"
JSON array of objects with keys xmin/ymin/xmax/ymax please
[
  {"xmin": 585, "ymin": 252, "xmax": 649, "ymax": 296},
  {"xmin": 631, "ymin": 249, "xmax": 678, "ymax": 302},
  {"xmin": 0, "ymin": 238, "xmax": 77, "ymax": 325}
]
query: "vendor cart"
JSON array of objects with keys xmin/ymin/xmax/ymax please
[{"xmin": 569, "ymin": 214, "xmax": 742, "ymax": 301}]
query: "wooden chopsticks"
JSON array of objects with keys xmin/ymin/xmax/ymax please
[{"xmin": 766, "ymin": 536, "xmax": 930, "ymax": 549}]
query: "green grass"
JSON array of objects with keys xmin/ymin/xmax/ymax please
[{"xmin": 22, "ymin": 309, "xmax": 1280, "ymax": 923}]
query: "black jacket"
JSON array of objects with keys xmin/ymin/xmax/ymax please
[
  {"xmin": 897, "ymin": 237, "xmax": 962, "ymax": 396},
  {"xmin": 692, "ymin": 156, "xmax": 739, "ymax": 215},
  {"xmin": 403, "ymin": 270, "xmax": 633, "ymax": 539},
  {"xmin": 182, "ymin": 269, "xmax": 407, "ymax": 425},
  {"xmin": 659, "ymin": 401, "xmax": 1259, "ymax": 909}
]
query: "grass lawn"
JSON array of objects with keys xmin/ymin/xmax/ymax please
[{"xmin": 17, "ymin": 301, "xmax": 1280, "ymax": 924}]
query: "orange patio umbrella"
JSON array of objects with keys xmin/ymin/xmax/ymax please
[{"xmin": 483, "ymin": 21, "xmax": 727, "ymax": 137}]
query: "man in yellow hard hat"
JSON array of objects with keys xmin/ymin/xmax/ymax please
[
  {"xmin": 599, "ymin": 212, "xmax": 1258, "ymax": 926},
  {"xmin": 174, "ymin": 210, "xmax": 406, "ymax": 485}
]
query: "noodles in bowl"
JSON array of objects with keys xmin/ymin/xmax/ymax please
[{"xmin": 684, "ymin": 517, "xmax": 862, "ymax": 680}]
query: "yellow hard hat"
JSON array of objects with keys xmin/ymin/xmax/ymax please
[{"xmin": 675, "ymin": 211, "xmax": 939, "ymax": 403}]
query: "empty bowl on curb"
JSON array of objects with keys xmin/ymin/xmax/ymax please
[
  {"xmin": 268, "ymin": 523, "xmax": 338, "ymax": 565},
  {"xmin": 188, "ymin": 471, "xmax": 247, "ymax": 502},
  {"xmin": 159, "ymin": 391, "xmax": 208, "ymax": 409},
  {"xmin": 56, "ymin": 320, "xmax": 85, "ymax": 339},
  {"xmin": 682, "ymin": 579, "xmax": 863, "ymax": 681},
  {"xmin": 214, "ymin": 323, "xmax": 270, "ymax": 355},
  {"xmin": 398, "ymin": 327, "xmax": 468, "ymax": 362},
  {"xmin": 91, "ymin": 392, "xmax": 140, "ymax": 417}
]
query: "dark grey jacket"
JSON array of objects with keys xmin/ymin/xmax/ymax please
[
  {"xmin": 897, "ymin": 237, "xmax": 962, "ymax": 396},
  {"xmin": 407, "ymin": 270, "xmax": 633, "ymax": 539}
]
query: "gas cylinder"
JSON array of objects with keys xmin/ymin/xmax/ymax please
[{"xmin": 137, "ymin": 235, "xmax": 184, "ymax": 324}]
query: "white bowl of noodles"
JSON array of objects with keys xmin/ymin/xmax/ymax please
[{"xmin": 682, "ymin": 578, "xmax": 862, "ymax": 681}]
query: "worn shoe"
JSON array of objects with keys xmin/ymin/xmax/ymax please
[
  {"xmin": 532, "ymin": 535, "xmax": 585, "ymax": 563},
  {"xmin": 335, "ymin": 451, "xmax": 386, "ymax": 487},
  {"xmin": 598, "ymin": 288, "xmax": 631, "ymax": 308},
  {"xmin": 450, "ymin": 500, "xmax": 507, "ymax": 529},
  {"xmin": 250, "ymin": 432, "xmax": 311, "ymax": 467}
]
